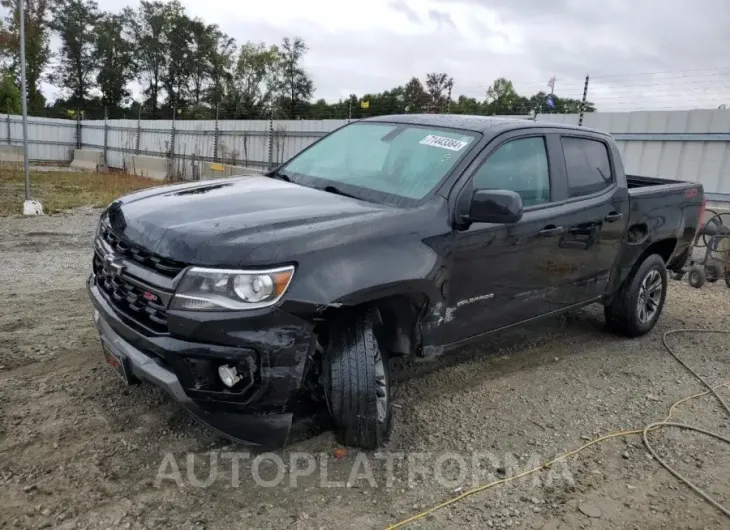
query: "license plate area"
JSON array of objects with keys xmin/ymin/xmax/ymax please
[{"xmin": 102, "ymin": 340, "xmax": 132, "ymax": 385}]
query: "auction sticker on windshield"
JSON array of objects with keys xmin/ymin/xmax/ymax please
[{"xmin": 419, "ymin": 135, "xmax": 470, "ymax": 151}]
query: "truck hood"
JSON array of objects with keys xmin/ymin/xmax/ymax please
[{"xmin": 104, "ymin": 176, "xmax": 425, "ymax": 267}]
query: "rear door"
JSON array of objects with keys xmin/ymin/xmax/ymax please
[{"xmin": 552, "ymin": 134, "xmax": 630, "ymax": 303}]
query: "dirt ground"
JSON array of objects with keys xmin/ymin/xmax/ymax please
[{"xmin": 1, "ymin": 209, "xmax": 729, "ymax": 530}]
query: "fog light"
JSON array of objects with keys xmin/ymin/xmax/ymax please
[
  {"xmin": 218, "ymin": 364, "xmax": 242, "ymax": 388},
  {"xmin": 93, "ymin": 309, "xmax": 100, "ymax": 323}
]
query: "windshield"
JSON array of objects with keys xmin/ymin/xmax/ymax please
[{"xmin": 280, "ymin": 122, "xmax": 479, "ymax": 205}]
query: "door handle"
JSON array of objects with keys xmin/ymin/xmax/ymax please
[
  {"xmin": 604, "ymin": 211, "xmax": 623, "ymax": 223},
  {"xmin": 539, "ymin": 225, "xmax": 564, "ymax": 237}
]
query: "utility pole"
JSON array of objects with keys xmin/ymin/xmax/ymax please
[
  {"xmin": 19, "ymin": 0, "xmax": 41, "ymax": 215},
  {"xmin": 578, "ymin": 75, "xmax": 590, "ymax": 127}
]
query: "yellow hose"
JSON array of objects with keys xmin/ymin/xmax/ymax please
[{"xmin": 385, "ymin": 328, "xmax": 730, "ymax": 529}]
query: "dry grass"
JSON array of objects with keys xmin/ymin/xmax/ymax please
[{"xmin": 0, "ymin": 164, "xmax": 164, "ymax": 216}]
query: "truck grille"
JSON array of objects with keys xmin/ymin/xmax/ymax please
[
  {"xmin": 93, "ymin": 254, "xmax": 169, "ymax": 334},
  {"xmin": 99, "ymin": 223, "xmax": 185, "ymax": 278}
]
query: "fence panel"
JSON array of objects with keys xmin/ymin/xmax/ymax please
[
  {"xmin": 2, "ymin": 114, "xmax": 75, "ymax": 162},
  {"xmin": 218, "ymin": 120, "xmax": 270, "ymax": 168},
  {"xmin": 2, "ymin": 110, "xmax": 730, "ymax": 199}
]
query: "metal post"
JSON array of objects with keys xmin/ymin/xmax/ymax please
[
  {"xmin": 578, "ymin": 75, "xmax": 590, "ymax": 127},
  {"xmin": 75, "ymin": 109, "xmax": 81, "ymax": 149},
  {"xmin": 169, "ymin": 103, "xmax": 176, "ymax": 159},
  {"xmin": 446, "ymin": 84, "xmax": 452, "ymax": 114},
  {"xmin": 5, "ymin": 101, "xmax": 10, "ymax": 145},
  {"xmin": 213, "ymin": 104, "xmax": 219, "ymax": 162},
  {"xmin": 267, "ymin": 106, "xmax": 274, "ymax": 169},
  {"xmin": 103, "ymin": 106, "xmax": 108, "ymax": 167},
  {"xmin": 135, "ymin": 105, "xmax": 141, "ymax": 154},
  {"xmin": 19, "ymin": 0, "xmax": 30, "ymax": 201}
]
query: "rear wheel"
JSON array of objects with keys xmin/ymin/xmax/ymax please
[
  {"xmin": 323, "ymin": 307, "xmax": 392, "ymax": 449},
  {"xmin": 605, "ymin": 254, "xmax": 667, "ymax": 337}
]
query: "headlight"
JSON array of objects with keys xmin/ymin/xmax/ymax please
[{"xmin": 170, "ymin": 266, "xmax": 295, "ymax": 311}]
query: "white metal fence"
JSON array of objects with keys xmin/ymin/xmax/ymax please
[{"xmin": 3, "ymin": 110, "xmax": 730, "ymax": 200}]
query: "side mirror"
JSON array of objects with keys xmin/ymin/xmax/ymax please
[{"xmin": 466, "ymin": 189, "xmax": 524, "ymax": 224}]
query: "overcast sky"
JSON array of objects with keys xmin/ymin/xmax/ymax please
[{"xmin": 41, "ymin": 0, "xmax": 730, "ymax": 110}]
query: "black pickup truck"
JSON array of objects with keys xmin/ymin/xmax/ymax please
[{"xmin": 88, "ymin": 115, "xmax": 705, "ymax": 449}]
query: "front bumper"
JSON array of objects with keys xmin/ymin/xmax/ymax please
[{"xmin": 88, "ymin": 275, "xmax": 315, "ymax": 447}]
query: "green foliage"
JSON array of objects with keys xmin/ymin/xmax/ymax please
[
  {"xmin": 51, "ymin": 0, "xmax": 101, "ymax": 107},
  {"xmin": 94, "ymin": 9, "xmax": 136, "ymax": 108},
  {"xmin": 0, "ymin": 0, "xmax": 52, "ymax": 113},
  {"xmin": 277, "ymin": 37, "xmax": 313, "ymax": 119},
  {"xmin": 0, "ymin": 70, "xmax": 21, "ymax": 113},
  {"xmin": 223, "ymin": 41, "xmax": 280, "ymax": 119}
]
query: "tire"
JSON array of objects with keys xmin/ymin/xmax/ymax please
[
  {"xmin": 604, "ymin": 254, "xmax": 668, "ymax": 338},
  {"xmin": 324, "ymin": 307, "xmax": 392, "ymax": 449},
  {"xmin": 688, "ymin": 266, "xmax": 706, "ymax": 289},
  {"xmin": 670, "ymin": 272, "xmax": 685, "ymax": 281}
]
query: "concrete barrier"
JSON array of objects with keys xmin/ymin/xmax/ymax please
[
  {"xmin": 70, "ymin": 149, "xmax": 103, "ymax": 171},
  {"xmin": 200, "ymin": 161, "xmax": 263, "ymax": 180},
  {"xmin": 0, "ymin": 145, "xmax": 22, "ymax": 163},
  {"xmin": 129, "ymin": 155, "xmax": 170, "ymax": 181}
]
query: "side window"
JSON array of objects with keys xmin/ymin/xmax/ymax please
[
  {"xmin": 472, "ymin": 137, "xmax": 550, "ymax": 207},
  {"xmin": 561, "ymin": 137, "xmax": 613, "ymax": 198}
]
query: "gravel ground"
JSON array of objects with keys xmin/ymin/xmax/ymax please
[{"xmin": 1, "ymin": 209, "xmax": 729, "ymax": 530}]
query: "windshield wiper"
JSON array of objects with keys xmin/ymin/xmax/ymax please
[
  {"xmin": 319, "ymin": 185, "xmax": 359, "ymax": 199},
  {"xmin": 267, "ymin": 168, "xmax": 291, "ymax": 182}
]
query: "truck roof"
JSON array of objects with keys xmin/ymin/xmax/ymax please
[{"xmin": 362, "ymin": 113, "xmax": 608, "ymax": 137}]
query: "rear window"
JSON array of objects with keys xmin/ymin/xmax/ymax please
[{"xmin": 561, "ymin": 137, "xmax": 613, "ymax": 198}]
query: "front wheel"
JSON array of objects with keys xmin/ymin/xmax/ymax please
[
  {"xmin": 605, "ymin": 254, "xmax": 668, "ymax": 338},
  {"xmin": 323, "ymin": 307, "xmax": 392, "ymax": 449}
]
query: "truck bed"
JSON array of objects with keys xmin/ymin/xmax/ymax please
[
  {"xmin": 613, "ymin": 174, "xmax": 704, "ymax": 283},
  {"xmin": 627, "ymin": 174, "xmax": 693, "ymax": 189}
]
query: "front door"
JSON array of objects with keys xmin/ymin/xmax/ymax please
[{"xmin": 441, "ymin": 134, "xmax": 566, "ymax": 344}]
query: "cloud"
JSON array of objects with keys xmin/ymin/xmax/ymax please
[
  {"xmin": 389, "ymin": 0, "xmax": 421, "ymax": 24},
  {"xmin": 428, "ymin": 10, "xmax": 456, "ymax": 29},
  {"xmin": 90, "ymin": 0, "xmax": 730, "ymax": 111}
]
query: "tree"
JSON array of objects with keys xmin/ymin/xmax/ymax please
[
  {"xmin": 450, "ymin": 95, "xmax": 483, "ymax": 115},
  {"xmin": 160, "ymin": 3, "xmax": 193, "ymax": 112},
  {"xmin": 425, "ymin": 72, "xmax": 454, "ymax": 112},
  {"xmin": 528, "ymin": 91, "xmax": 595, "ymax": 114},
  {"xmin": 130, "ymin": 0, "xmax": 169, "ymax": 117},
  {"xmin": 94, "ymin": 9, "xmax": 136, "ymax": 110},
  {"xmin": 186, "ymin": 19, "xmax": 215, "ymax": 106},
  {"xmin": 206, "ymin": 29, "xmax": 234, "ymax": 107},
  {"xmin": 485, "ymin": 77, "xmax": 523, "ymax": 115},
  {"xmin": 277, "ymin": 37, "xmax": 313, "ymax": 118},
  {"xmin": 0, "ymin": 69, "xmax": 21, "ymax": 113},
  {"xmin": 51, "ymin": 0, "xmax": 100, "ymax": 108},
  {"xmin": 226, "ymin": 41, "xmax": 280, "ymax": 118},
  {"xmin": 0, "ymin": 0, "xmax": 52, "ymax": 112},
  {"xmin": 403, "ymin": 76, "xmax": 429, "ymax": 113}
]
